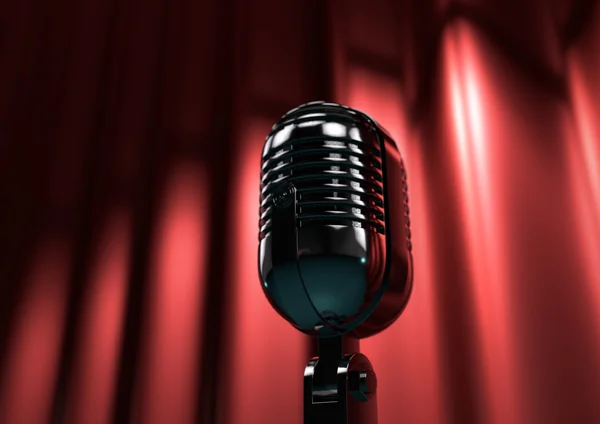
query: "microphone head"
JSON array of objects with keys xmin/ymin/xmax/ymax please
[{"xmin": 257, "ymin": 101, "xmax": 413, "ymax": 339}]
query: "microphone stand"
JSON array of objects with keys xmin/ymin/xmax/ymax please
[{"xmin": 304, "ymin": 336, "xmax": 378, "ymax": 424}]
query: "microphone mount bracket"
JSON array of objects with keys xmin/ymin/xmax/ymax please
[{"xmin": 304, "ymin": 336, "xmax": 378, "ymax": 424}]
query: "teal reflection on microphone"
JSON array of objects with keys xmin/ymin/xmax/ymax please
[{"xmin": 265, "ymin": 255, "xmax": 368, "ymax": 336}]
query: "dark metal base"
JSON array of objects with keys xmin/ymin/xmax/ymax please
[{"xmin": 304, "ymin": 337, "xmax": 378, "ymax": 424}]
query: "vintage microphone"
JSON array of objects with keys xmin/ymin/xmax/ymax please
[{"xmin": 257, "ymin": 101, "xmax": 413, "ymax": 424}]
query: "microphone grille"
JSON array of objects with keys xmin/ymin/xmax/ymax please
[{"xmin": 259, "ymin": 102, "xmax": 386, "ymax": 240}]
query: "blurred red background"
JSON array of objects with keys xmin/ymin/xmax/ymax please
[{"xmin": 1, "ymin": 0, "xmax": 599, "ymax": 423}]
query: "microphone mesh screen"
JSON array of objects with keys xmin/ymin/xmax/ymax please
[{"xmin": 259, "ymin": 102, "xmax": 386, "ymax": 240}]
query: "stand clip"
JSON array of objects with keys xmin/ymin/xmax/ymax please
[{"xmin": 304, "ymin": 337, "xmax": 378, "ymax": 424}]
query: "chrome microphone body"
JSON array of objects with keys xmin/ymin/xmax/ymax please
[
  {"xmin": 256, "ymin": 101, "xmax": 414, "ymax": 424},
  {"xmin": 258, "ymin": 101, "xmax": 413, "ymax": 339}
]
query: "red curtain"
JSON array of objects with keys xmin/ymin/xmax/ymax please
[{"xmin": 1, "ymin": 0, "xmax": 599, "ymax": 423}]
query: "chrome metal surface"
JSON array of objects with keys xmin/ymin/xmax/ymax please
[
  {"xmin": 303, "ymin": 336, "xmax": 378, "ymax": 424},
  {"xmin": 257, "ymin": 101, "xmax": 413, "ymax": 339}
]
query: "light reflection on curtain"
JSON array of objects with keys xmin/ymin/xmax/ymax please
[
  {"xmin": 64, "ymin": 211, "xmax": 130, "ymax": 424},
  {"xmin": 442, "ymin": 22, "xmax": 522, "ymax": 423},
  {"xmin": 0, "ymin": 1, "xmax": 599, "ymax": 423},
  {"xmin": 132, "ymin": 163, "xmax": 208, "ymax": 424},
  {"xmin": 0, "ymin": 239, "xmax": 71, "ymax": 424}
]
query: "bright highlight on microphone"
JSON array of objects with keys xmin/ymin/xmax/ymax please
[{"xmin": 258, "ymin": 101, "xmax": 413, "ymax": 340}]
